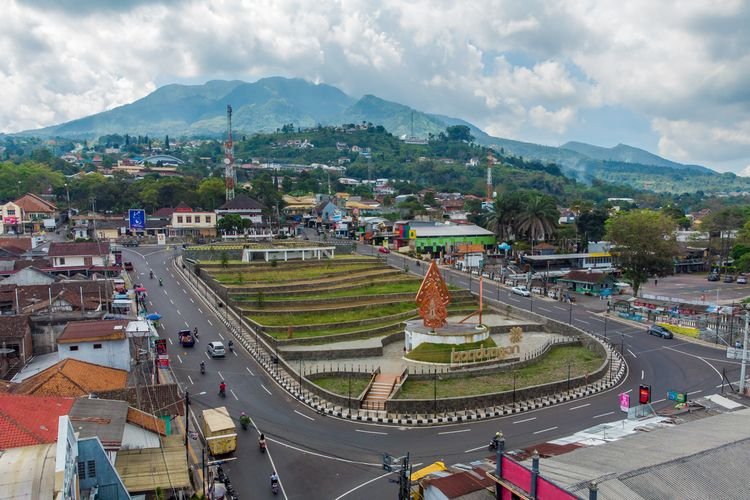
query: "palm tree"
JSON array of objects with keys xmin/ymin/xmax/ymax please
[
  {"xmin": 517, "ymin": 194, "xmax": 559, "ymax": 251},
  {"xmin": 485, "ymin": 192, "xmax": 526, "ymax": 240}
]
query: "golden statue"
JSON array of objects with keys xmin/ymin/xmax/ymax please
[{"xmin": 415, "ymin": 260, "xmax": 451, "ymax": 329}]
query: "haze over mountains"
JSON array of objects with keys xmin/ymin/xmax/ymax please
[{"xmin": 20, "ymin": 76, "xmax": 716, "ymax": 178}]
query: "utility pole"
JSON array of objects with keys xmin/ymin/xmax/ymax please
[{"xmin": 740, "ymin": 312, "xmax": 749, "ymax": 394}]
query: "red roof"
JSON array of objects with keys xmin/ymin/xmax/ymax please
[
  {"xmin": 423, "ymin": 468, "xmax": 494, "ymax": 498},
  {"xmin": 0, "ymin": 237, "xmax": 33, "ymax": 251},
  {"xmin": 58, "ymin": 319, "xmax": 129, "ymax": 343},
  {"xmin": 13, "ymin": 193, "xmax": 57, "ymax": 213},
  {"xmin": 173, "ymin": 201, "xmax": 193, "ymax": 213},
  {"xmin": 48, "ymin": 242, "xmax": 111, "ymax": 257},
  {"xmin": 0, "ymin": 394, "xmax": 75, "ymax": 448},
  {"xmin": 152, "ymin": 207, "xmax": 176, "ymax": 218}
]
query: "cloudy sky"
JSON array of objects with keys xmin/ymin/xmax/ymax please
[{"xmin": 2, "ymin": 0, "xmax": 750, "ymax": 173}]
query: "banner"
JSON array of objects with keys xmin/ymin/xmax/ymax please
[
  {"xmin": 619, "ymin": 392, "xmax": 630, "ymax": 412},
  {"xmin": 128, "ymin": 209, "xmax": 146, "ymax": 230}
]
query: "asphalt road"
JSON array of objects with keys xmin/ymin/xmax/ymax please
[{"xmin": 122, "ymin": 245, "xmax": 745, "ymax": 500}]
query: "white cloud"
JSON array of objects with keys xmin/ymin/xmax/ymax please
[{"xmin": 0, "ymin": 0, "xmax": 749, "ymax": 172}]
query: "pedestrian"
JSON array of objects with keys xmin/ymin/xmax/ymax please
[{"xmin": 654, "ymin": 278, "xmax": 658, "ymax": 287}]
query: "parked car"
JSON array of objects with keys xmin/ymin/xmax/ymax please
[
  {"xmin": 378, "ymin": 247, "xmax": 391, "ymax": 254},
  {"xmin": 511, "ymin": 286, "xmax": 531, "ymax": 297},
  {"xmin": 647, "ymin": 324, "xmax": 674, "ymax": 339},
  {"xmin": 707, "ymin": 273, "xmax": 720, "ymax": 281},
  {"xmin": 123, "ymin": 262, "xmax": 134, "ymax": 272},
  {"xmin": 207, "ymin": 341, "xmax": 226, "ymax": 358},
  {"xmin": 123, "ymin": 240, "xmax": 139, "ymax": 247},
  {"xmin": 724, "ymin": 275, "xmax": 734, "ymax": 283},
  {"xmin": 737, "ymin": 276, "xmax": 747, "ymax": 284}
]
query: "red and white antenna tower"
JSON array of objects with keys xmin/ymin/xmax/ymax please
[{"xmin": 224, "ymin": 104, "xmax": 235, "ymax": 201}]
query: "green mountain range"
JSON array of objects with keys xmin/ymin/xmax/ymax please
[{"xmin": 18, "ymin": 76, "xmax": 742, "ymax": 192}]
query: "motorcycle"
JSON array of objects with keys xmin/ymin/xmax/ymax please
[
  {"xmin": 219, "ymin": 385, "xmax": 226, "ymax": 398},
  {"xmin": 228, "ymin": 341, "xmax": 234, "ymax": 353},
  {"xmin": 200, "ymin": 362, "xmax": 205, "ymax": 375},
  {"xmin": 488, "ymin": 439, "xmax": 499, "ymax": 452},
  {"xmin": 271, "ymin": 480, "xmax": 279, "ymax": 495},
  {"xmin": 149, "ymin": 271, "xmax": 153, "ymax": 279},
  {"xmin": 259, "ymin": 439, "xmax": 267, "ymax": 453},
  {"xmin": 158, "ymin": 278, "xmax": 163, "ymax": 287}
]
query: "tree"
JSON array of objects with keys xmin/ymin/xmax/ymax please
[
  {"xmin": 517, "ymin": 194, "xmax": 558, "ymax": 247},
  {"xmin": 605, "ymin": 210, "xmax": 678, "ymax": 296},
  {"xmin": 197, "ymin": 178, "xmax": 226, "ymax": 210},
  {"xmin": 576, "ymin": 208, "xmax": 609, "ymax": 249},
  {"xmin": 485, "ymin": 191, "xmax": 527, "ymax": 241},
  {"xmin": 216, "ymin": 214, "xmax": 250, "ymax": 234}
]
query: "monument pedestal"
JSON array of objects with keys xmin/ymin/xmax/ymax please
[{"xmin": 404, "ymin": 319, "xmax": 489, "ymax": 351}]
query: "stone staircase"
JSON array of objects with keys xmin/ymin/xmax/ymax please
[{"xmin": 362, "ymin": 374, "xmax": 398, "ymax": 411}]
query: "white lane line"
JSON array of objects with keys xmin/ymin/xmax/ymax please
[
  {"xmin": 182, "ymin": 289, "xmax": 187, "ymax": 294},
  {"xmin": 553, "ymin": 306, "xmax": 567, "ymax": 311},
  {"xmin": 246, "ymin": 367, "xmax": 255, "ymax": 376},
  {"xmin": 688, "ymin": 390, "xmax": 703, "ymax": 395},
  {"xmin": 588, "ymin": 316, "xmax": 604, "ymax": 323},
  {"xmin": 187, "ymin": 375, "xmax": 194, "ymax": 385},
  {"xmin": 333, "ymin": 471, "xmax": 397, "ymax": 500},
  {"xmin": 641, "ymin": 370, "xmax": 645, "ymax": 380},
  {"xmin": 230, "ymin": 389, "xmax": 239, "ymax": 401},
  {"xmin": 569, "ymin": 403, "xmax": 591, "ymax": 411},
  {"xmin": 198, "ymin": 308, "xmax": 204, "ymax": 314},
  {"xmin": 652, "ymin": 398, "xmax": 666, "ymax": 404},
  {"xmin": 233, "ymin": 350, "xmax": 238, "ymax": 357},
  {"xmin": 533, "ymin": 426, "xmax": 558, "ymax": 435},
  {"xmin": 204, "ymin": 352, "xmax": 211, "ymax": 360},
  {"xmin": 207, "ymin": 319, "xmax": 213, "ymax": 326},
  {"xmin": 536, "ymin": 307, "xmax": 552, "ymax": 313},
  {"xmin": 176, "ymin": 309, "xmax": 181, "ymax": 315},
  {"xmin": 624, "ymin": 389, "xmax": 632, "ymax": 393},
  {"xmin": 627, "ymin": 349, "xmax": 637, "ymax": 358},
  {"xmin": 294, "ymin": 410, "xmax": 315, "ymax": 421},
  {"xmin": 218, "ymin": 332, "xmax": 224, "ymax": 340},
  {"xmin": 160, "ymin": 323, "xmax": 165, "ymax": 330},
  {"xmin": 169, "ymin": 299, "xmax": 174, "ymax": 305},
  {"xmin": 261, "ymin": 384, "xmax": 272, "ymax": 395},
  {"xmin": 464, "ymin": 444, "xmax": 489, "ymax": 453},
  {"xmin": 148, "ymin": 301, "xmax": 153, "ymax": 306},
  {"xmin": 355, "ymin": 429, "xmax": 387, "ymax": 435},
  {"xmin": 218, "ymin": 371, "xmax": 224, "ymax": 380},
  {"xmin": 513, "ymin": 417, "xmax": 537, "ymax": 424},
  {"xmin": 185, "ymin": 322, "xmax": 189, "ymax": 328},
  {"xmin": 664, "ymin": 346, "xmax": 723, "ymax": 381},
  {"xmin": 177, "ymin": 355, "xmax": 183, "ymax": 364},
  {"xmin": 438, "ymin": 429, "xmax": 471, "ymax": 435},
  {"xmin": 575, "ymin": 319, "xmax": 590, "ymax": 325},
  {"xmin": 175, "ymin": 280, "xmax": 181, "ymax": 286},
  {"xmin": 168, "ymin": 338, "xmax": 173, "ymax": 345},
  {"xmin": 190, "ymin": 298, "xmax": 194, "ymax": 303},
  {"xmin": 163, "ymin": 290, "xmax": 168, "ymax": 295},
  {"xmin": 593, "ymin": 411, "xmax": 615, "ymax": 419}
]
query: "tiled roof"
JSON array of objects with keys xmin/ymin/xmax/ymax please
[
  {"xmin": 12, "ymin": 358, "xmax": 128, "ymax": 397},
  {"xmin": 173, "ymin": 201, "xmax": 193, "ymax": 213},
  {"xmin": 561, "ymin": 270, "xmax": 615, "ymax": 284},
  {"xmin": 48, "ymin": 241, "xmax": 111, "ymax": 257},
  {"xmin": 0, "ymin": 237, "xmax": 33, "ymax": 251},
  {"xmin": 423, "ymin": 468, "xmax": 494, "ymax": 498},
  {"xmin": 0, "ymin": 281, "xmax": 110, "ymax": 313},
  {"xmin": 0, "ymin": 394, "xmax": 75, "ymax": 448},
  {"xmin": 151, "ymin": 207, "xmax": 175, "ymax": 218},
  {"xmin": 218, "ymin": 194, "xmax": 263, "ymax": 211},
  {"xmin": 13, "ymin": 193, "xmax": 57, "ymax": 213},
  {"xmin": 0, "ymin": 314, "xmax": 30, "ymax": 338},
  {"xmin": 127, "ymin": 407, "xmax": 167, "ymax": 436},
  {"xmin": 57, "ymin": 319, "xmax": 128, "ymax": 343}
]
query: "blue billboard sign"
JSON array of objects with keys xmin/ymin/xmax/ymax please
[{"xmin": 128, "ymin": 209, "xmax": 146, "ymax": 230}]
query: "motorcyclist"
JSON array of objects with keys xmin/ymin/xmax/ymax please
[
  {"xmin": 491, "ymin": 431, "xmax": 502, "ymax": 450},
  {"xmin": 239, "ymin": 412, "xmax": 250, "ymax": 429},
  {"xmin": 200, "ymin": 361, "xmax": 205, "ymax": 374},
  {"xmin": 259, "ymin": 432, "xmax": 267, "ymax": 450},
  {"xmin": 228, "ymin": 340, "xmax": 234, "ymax": 351},
  {"xmin": 158, "ymin": 278, "xmax": 163, "ymax": 286},
  {"xmin": 149, "ymin": 270, "xmax": 154, "ymax": 279},
  {"xmin": 193, "ymin": 327, "xmax": 199, "ymax": 338},
  {"xmin": 270, "ymin": 471, "xmax": 279, "ymax": 486},
  {"xmin": 219, "ymin": 381, "xmax": 226, "ymax": 395}
]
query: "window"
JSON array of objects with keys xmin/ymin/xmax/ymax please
[
  {"xmin": 69, "ymin": 345, "xmax": 79, "ymax": 351},
  {"xmin": 186, "ymin": 216, "xmax": 192, "ymax": 223},
  {"xmin": 93, "ymin": 343, "xmax": 102, "ymax": 349},
  {"xmin": 87, "ymin": 460, "xmax": 96, "ymax": 478},
  {"xmin": 177, "ymin": 216, "xmax": 183, "ymax": 224},
  {"xmin": 206, "ymin": 216, "xmax": 211, "ymax": 223},
  {"xmin": 195, "ymin": 216, "xmax": 201, "ymax": 223},
  {"xmin": 77, "ymin": 461, "xmax": 85, "ymax": 480},
  {"xmin": 7, "ymin": 209, "xmax": 15, "ymax": 216},
  {"xmin": 59, "ymin": 257, "xmax": 66, "ymax": 265}
]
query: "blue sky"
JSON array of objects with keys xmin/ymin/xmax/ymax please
[{"xmin": 2, "ymin": 0, "xmax": 749, "ymax": 174}]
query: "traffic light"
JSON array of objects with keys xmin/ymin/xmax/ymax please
[{"xmin": 638, "ymin": 384, "xmax": 651, "ymax": 405}]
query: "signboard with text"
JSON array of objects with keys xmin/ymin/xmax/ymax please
[
  {"xmin": 128, "ymin": 209, "xmax": 146, "ymax": 230},
  {"xmin": 619, "ymin": 392, "xmax": 630, "ymax": 412},
  {"xmin": 667, "ymin": 391, "xmax": 687, "ymax": 404}
]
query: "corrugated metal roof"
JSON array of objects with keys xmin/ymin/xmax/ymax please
[
  {"xmin": 69, "ymin": 399, "xmax": 128, "ymax": 449},
  {"xmin": 0, "ymin": 443, "xmax": 56, "ymax": 498},
  {"xmin": 413, "ymin": 225, "xmax": 494, "ymax": 237}
]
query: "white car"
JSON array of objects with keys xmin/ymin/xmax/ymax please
[
  {"xmin": 207, "ymin": 341, "xmax": 226, "ymax": 358},
  {"xmin": 511, "ymin": 286, "xmax": 531, "ymax": 297}
]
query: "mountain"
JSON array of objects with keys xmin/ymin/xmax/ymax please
[{"xmin": 18, "ymin": 76, "xmax": 718, "ymax": 184}]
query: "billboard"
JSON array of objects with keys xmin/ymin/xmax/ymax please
[{"xmin": 128, "ymin": 209, "xmax": 146, "ymax": 230}]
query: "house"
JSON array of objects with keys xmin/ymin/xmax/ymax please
[
  {"xmin": 216, "ymin": 194, "xmax": 265, "ymax": 226},
  {"xmin": 11, "ymin": 358, "xmax": 129, "ymax": 397},
  {"xmin": 0, "ymin": 315, "xmax": 32, "ymax": 379},
  {"xmin": 92, "ymin": 219, "xmax": 124, "ymax": 241},
  {"xmin": 0, "ymin": 266, "xmax": 56, "ymax": 286},
  {"xmin": 56, "ymin": 319, "xmax": 131, "ymax": 371},
  {"xmin": 0, "ymin": 281, "xmax": 109, "ymax": 320},
  {"xmin": 0, "ymin": 394, "xmax": 76, "ymax": 448},
  {"xmin": 557, "ymin": 270, "xmax": 619, "ymax": 296},
  {"xmin": 314, "ymin": 200, "xmax": 339, "ymax": 224},
  {"xmin": 0, "ymin": 200, "xmax": 22, "ymax": 235},
  {"xmin": 168, "ymin": 201, "xmax": 216, "ymax": 238},
  {"xmin": 13, "ymin": 193, "xmax": 58, "ymax": 232},
  {"xmin": 47, "ymin": 241, "xmax": 117, "ymax": 274}
]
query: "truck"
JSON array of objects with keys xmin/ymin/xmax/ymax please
[
  {"xmin": 202, "ymin": 406, "xmax": 237, "ymax": 455},
  {"xmin": 178, "ymin": 329, "xmax": 195, "ymax": 347}
]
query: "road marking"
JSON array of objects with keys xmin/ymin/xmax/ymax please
[
  {"xmin": 187, "ymin": 375, "xmax": 194, "ymax": 385},
  {"xmin": 198, "ymin": 308, "xmax": 203, "ymax": 314},
  {"xmin": 176, "ymin": 309, "xmax": 181, "ymax": 315},
  {"xmin": 464, "ymin": 444, "xmax": 489, "ymax": 453},
  {"xmin": 232, "ymin": 350, "xmax": 238, "ymax": 357},
  {"xmin": 593, "ymin": 411, "xmax": 615, "ymax": 419},
  {"xmin": 160, "ymin": 323, "xmax": 165, "ymax": 330},
  {"xmin": 355, "ymin": 429, "xmax": 387, "ymax": 435},
  {"xmin": 177, "ymin": 355, "xmax": 183, "ymax": 364},
  {"xmin": 176, "ymin": 280, "xmax": 181, "ymax": 286},
  {"xmin": 536, "ymin": 307, "xmax": 552, "ymax": 313},
  {"xmin": 204, "ymin": 352, "xmax": 211, "ymax": 360},
  {"xmin": 688, "ymin": 390, "xmax": 703, "ymax": 395},
  {"xmin": 652, "ymin": 398, "xmax": 666, "ymax": 404},
  {"xmin": 185, "ymin": 322, "xmax": 189, "ymax": 328},
  {"xmin": 513, "ymin": 417, "xmax": 536, "ymax": 424},
  {"xmin": 624, "ymin": 389, "xmax": 632, "ymax": 393},
  {"xmin": 333, "ymin": 471, "xmax": 395, "ymax": 500},
  {"xmin": 575, "ymin": 319, "xmax": 590, "ymax": 325},
  {"xmin": 438, "ymin": 429, "xmax": 471, "ymax": 435},
  {"xmin": 148, "ymin": 301, "xmax": 153, "ymax": 306},
  {"xmin": 168, "ymin": 338, "xmax": 173, "ymax": 345},
  {"xmin": 190, "ymin": 298, "xmax": 194, "ymax": 303},
  {"xmin": 169, "ymin": 299, "xmax": 174, "ymax": 305},
  {"xmin": 261, "ymin": 384, "xmax": 272, "ymax": 395},
  {"xmin": 163, "ymin": 290, "xmax": 167, "ymax": 295},
  {"xmin": 533, "ymin": 426, "xmax": 557, "ymax": 435},
  {"xmin": 207, "ymin": 319, "xmax": 213, "ymax": 326},
  {"xmin": 569, "ymin": 403, "xmax": 591, "ymax": 411},
  {"xmin": 294, "ymin": 410, "xmax": 315, "ymax": 421},
  {"xmin": 553, "ymin": 306, "xmax": 567, "ymax": 311},
  {"xmin": 627, "ymin": 349, "xmax": 637, "ymax": 358},
  {"xmin": 218, "ymin": 371, "xmax": 224, "ymax": 380},
  {"xmin": 218, "ymin": 332, "xmax": 224, "ymax": 340},
  {"xmin": 246, "ymin": 367, "xmax": 254, "ymax": 376},
  {"xmin": 663, "ymin": 346, "xmax": 723, "ymax": 381},
  {"xmin": 641, "ymin": 370, "xmax": 644, "ymax": 380},
  {"xmin": 183, "ymin": 289, "xmax": 187, "ymax": 294},
  {"xmin": 230, "ymin": 389, "xmax": 238, "ymax": 401}
]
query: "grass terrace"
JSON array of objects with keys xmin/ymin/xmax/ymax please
[
  {"xmin": 405, "ymin": 338, "xmax": 498, "ymax": 364},
  {"xmin": 213, "ymin": 262, "xmax": 380, "ymax": 284},
  {"xmin": 312, "ymin": 376, "xmax": 371, "ymax": 398},
  {"xmin": 251, "ymin": 303, "xmax": 417, "ymax": 327}
]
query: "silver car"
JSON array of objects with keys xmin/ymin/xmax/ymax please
[{"xmin": 207, "ymin": 341, "xmax": 226, "ymax": 358}]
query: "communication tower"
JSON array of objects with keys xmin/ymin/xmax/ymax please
[
  {"xmin": 486, "ymin": 154, "xmax": 495, "ymax": 201},
  {"xmin": 224, "ymin": 105, "xmax": 235, "ymax": 201}
]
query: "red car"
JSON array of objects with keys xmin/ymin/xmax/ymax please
[{"xmin": 378, "ymin": 247, "xmax": 391, "ymax": 254}]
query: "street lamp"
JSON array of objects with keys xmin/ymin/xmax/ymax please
[
  {"xmin": 64, "ymin": 183, "xmax": 71, "ymax": 223},
  {"xmin": 740, "ymin": 307, "xmax": 749, "ymax": 395},
  {"xmin": 568, "ymin": 300, "xmax": 573, "ymax": 325}
]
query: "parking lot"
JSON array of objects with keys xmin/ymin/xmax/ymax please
[{"xmin": 638, "ymin": 272, "xmax": 750, "ymax": 305}]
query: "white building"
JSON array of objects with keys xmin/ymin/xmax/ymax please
[
  {"xmin": 47, "ymin": 242, "xmax": 115, "ymax": 270},
  {"xmin": 56, "ymin": 319, "xmax": 131, "ymax": 371}
]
